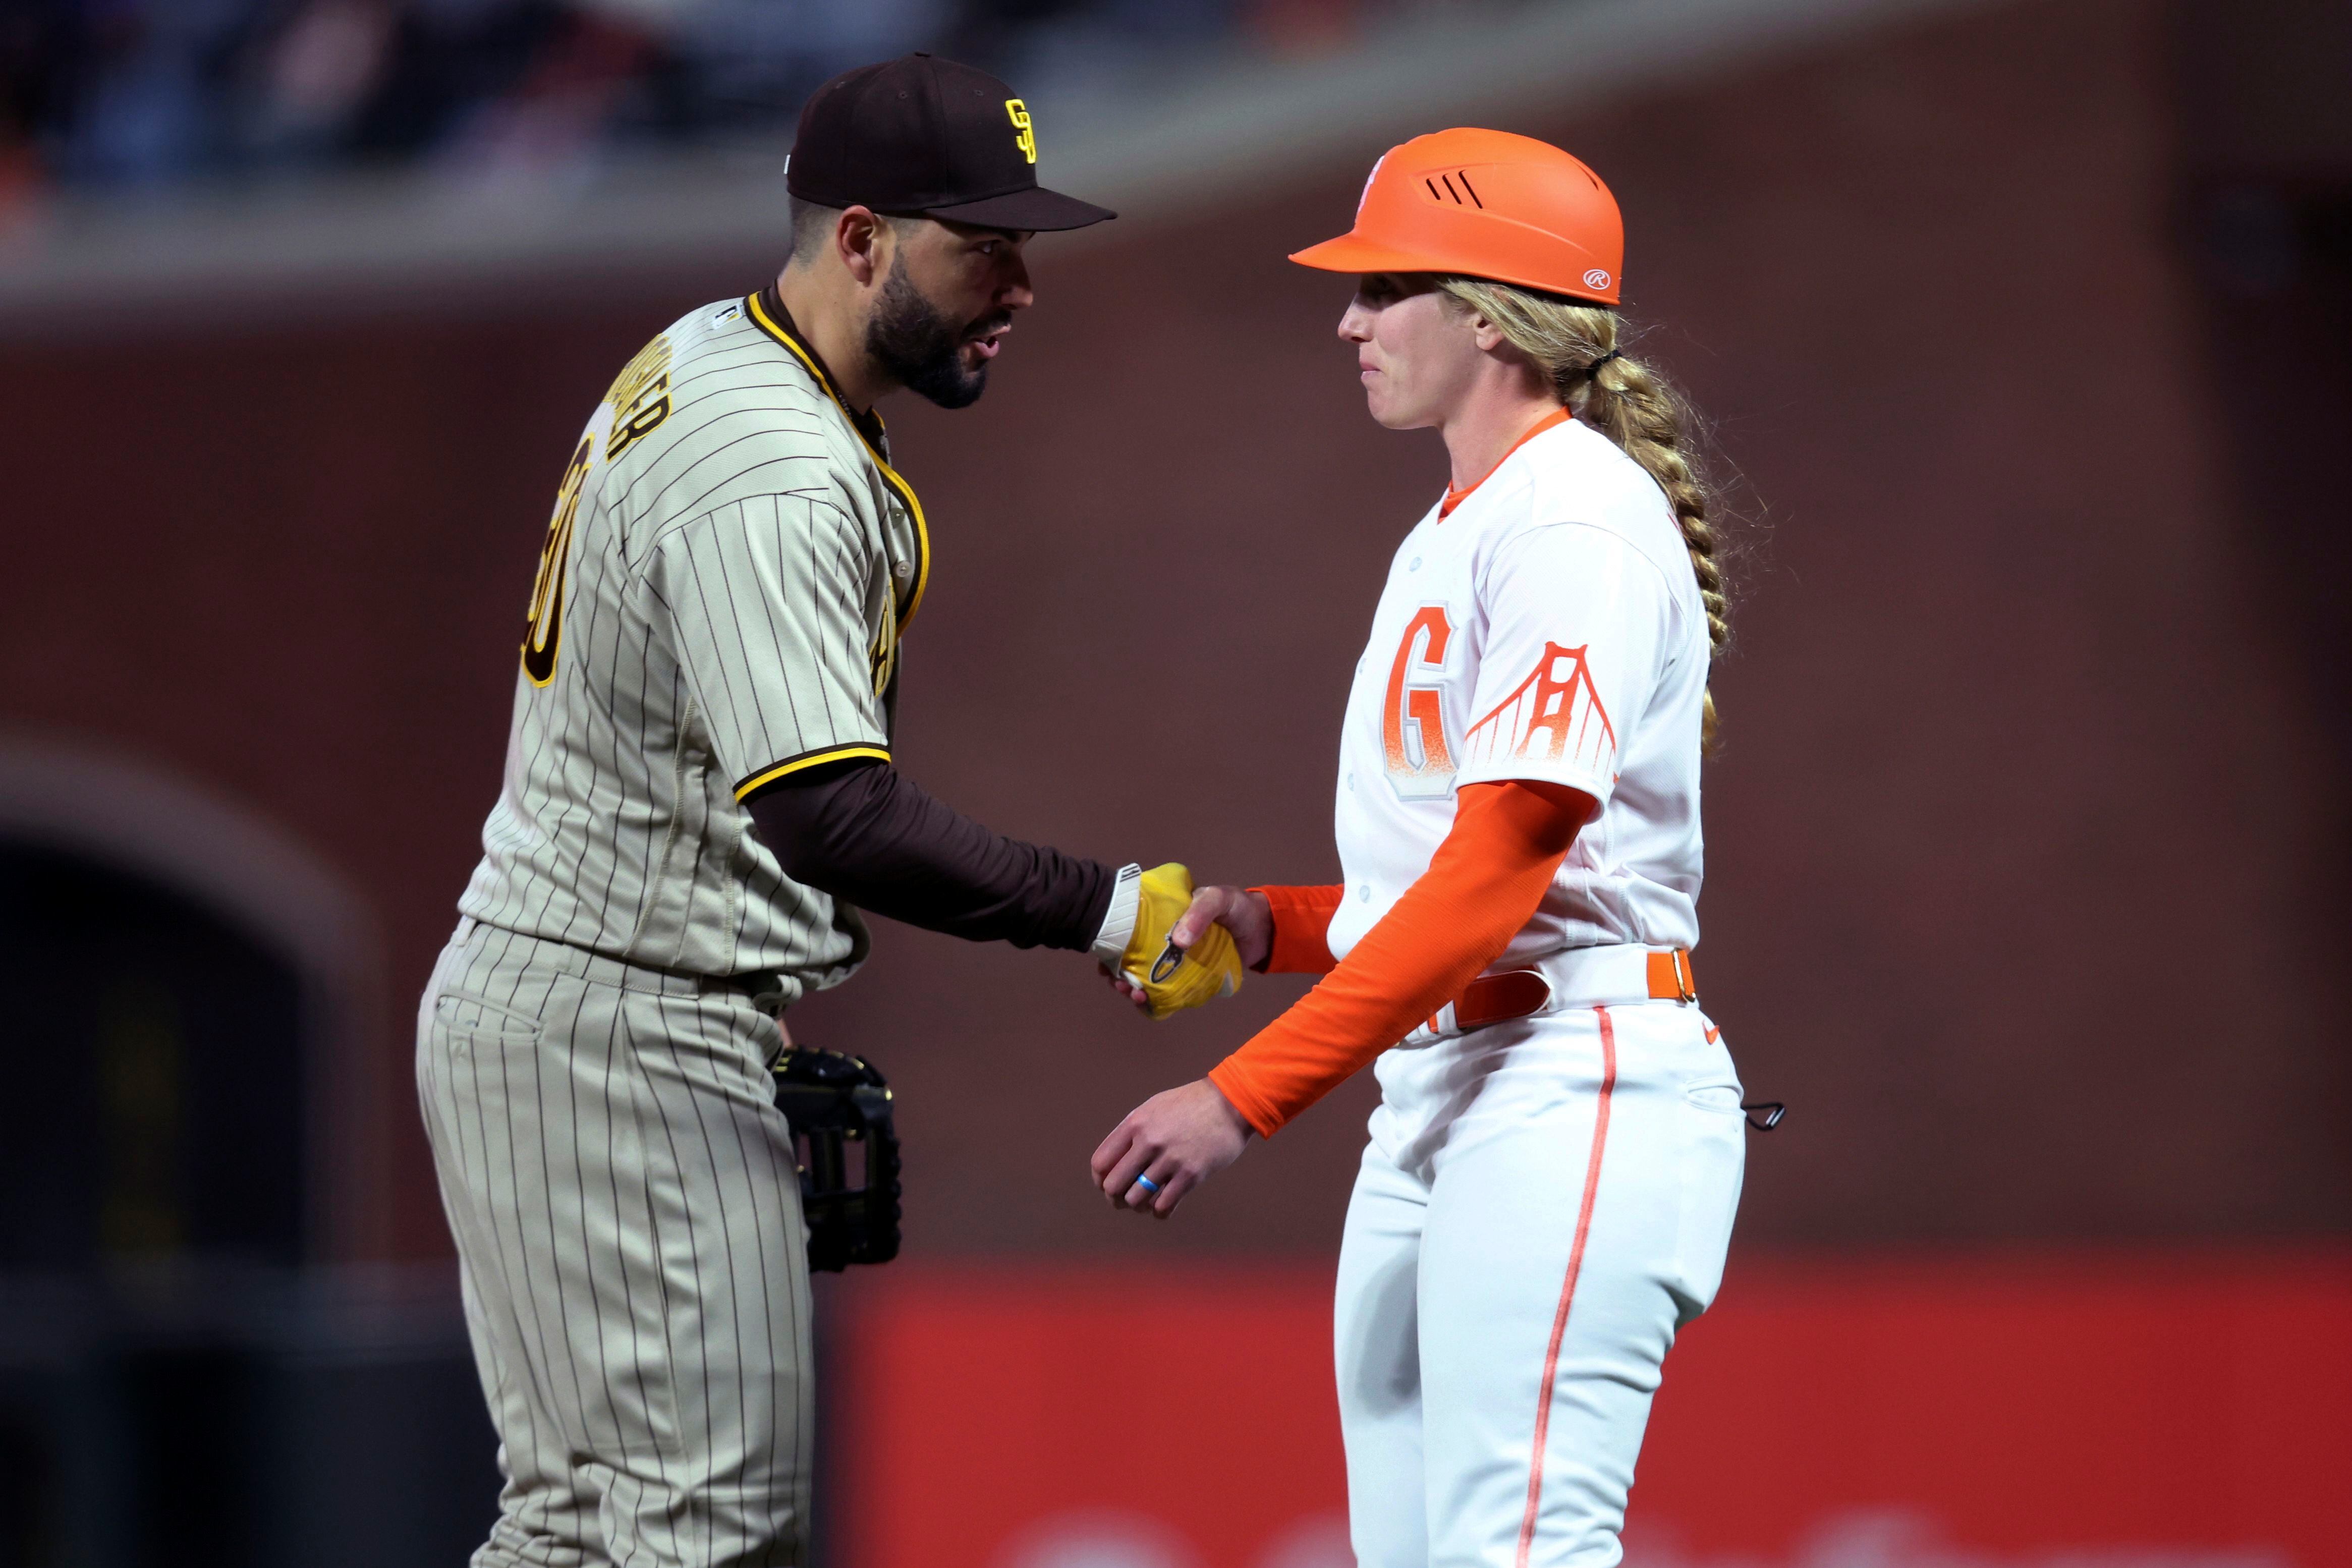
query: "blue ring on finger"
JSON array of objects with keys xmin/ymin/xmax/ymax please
[{"xmin": 1133, "ymin": 1174, "xmax": 1163, "ymax": 1196}]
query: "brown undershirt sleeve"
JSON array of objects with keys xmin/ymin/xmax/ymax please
[{"xmin": 746, "ymin": 759, "xmax": 1116, "ymax": 951}]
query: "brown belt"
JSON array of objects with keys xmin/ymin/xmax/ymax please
[{"xmin": 1447, "ymin": 947, "xmax": 1696, "ymax": 1032}]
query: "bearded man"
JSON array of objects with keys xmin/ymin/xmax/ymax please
[{"xmin": 414, "ymin": 53, "xmax": 1174, "ymax": 1567}]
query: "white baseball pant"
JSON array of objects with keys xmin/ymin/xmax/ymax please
[{"xmin": 1335, "ymin": 998, "xmax": 1746, "ymax": 1567}]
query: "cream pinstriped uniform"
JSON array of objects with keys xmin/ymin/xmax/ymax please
[{"xmin": 419, "ymin": 289, "xmax": 929, "ymax": 1567}]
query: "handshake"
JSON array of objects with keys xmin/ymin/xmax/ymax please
[
  {"xmin": 1092, "ymin": 863, "xmax": 1273, "ymax": 1219},
  {"xmin": 1100, "ymin": 863, "xmax": 1267, "ymax": 1020}
]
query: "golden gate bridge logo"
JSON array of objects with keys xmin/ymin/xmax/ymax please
[{"xmin": 1464, "ymin": 641, "xmax": 1616, "ymax": 775}]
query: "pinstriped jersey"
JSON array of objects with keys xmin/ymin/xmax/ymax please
[{"xmin": 457, "ymin": 289, "xmax": 932, "ymax": 998}]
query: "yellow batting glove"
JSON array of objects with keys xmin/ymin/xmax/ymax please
[{"xmin": 1121, "ymin": 863, "xmax": 1245, "ymax": 1020}]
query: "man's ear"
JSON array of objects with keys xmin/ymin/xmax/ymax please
[{"xmin": 835, "ymin": 205, "xmax": 889, "ymax": 287}]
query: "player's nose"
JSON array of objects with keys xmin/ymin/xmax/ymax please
[{"xmin": 997, "ymin": 253, "xmax": 1035, "ymax": 310}]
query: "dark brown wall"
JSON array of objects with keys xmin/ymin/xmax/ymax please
[{"xmin": 2, "ymin": 0, "xmax": 2343, "ymax": 1261}]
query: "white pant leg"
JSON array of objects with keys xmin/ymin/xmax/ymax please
[
  {"xmin": 1408, "ymin": 1004, "xmax": 1746, "ymax": 1568},
  {"xmin": 1335, "ymin": 1140, "xmax": 1433, "ymax": 1568}
]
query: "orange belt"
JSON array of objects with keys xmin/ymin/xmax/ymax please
[{"xmin": 1449, "ymin": 947, "xmax": 1696, "ymax": 1032}]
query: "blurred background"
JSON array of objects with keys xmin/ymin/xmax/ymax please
[{"xmin": 1, "ymin": 0, "xmax": 2347, "ymax": 1563}]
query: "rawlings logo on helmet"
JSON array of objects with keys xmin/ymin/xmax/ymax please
[{"xmin": 1584, "ymin": 268, "xmax": 1611, "ymax": 291}]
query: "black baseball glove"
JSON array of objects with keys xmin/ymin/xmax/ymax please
[{"xmin": 770, "ymin": 1048, "xmax": 902, "ymax": 1271}]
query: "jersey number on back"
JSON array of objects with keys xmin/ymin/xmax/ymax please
[
  {"xmin": 521, "ymin": 335, "xmax": 673, "ymax": 686},
  {"xmin": 1382, "ymin": 603, "xmax": 1457, "ymax": 799},
  {"xmin": 523, "ymin": 433, "xmax": 592, "ymax": 686}
]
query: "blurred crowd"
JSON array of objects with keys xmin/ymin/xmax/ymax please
[{"xmin": 0, "ymin": 0, "xmax": 1423, "ymax": 199}]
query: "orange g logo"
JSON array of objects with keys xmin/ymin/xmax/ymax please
[{"xmin": 1382, "ymin": 604, "xmax": 1457, "ymax": 799}]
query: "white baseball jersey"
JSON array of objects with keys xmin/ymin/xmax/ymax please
[
  {"xmin": 457, "ymin": 290, "xmax": 927, "ymax": 1000},
  {"xmin": 1324, "ymin": 415, "xmax": 1708, "ymax": 967}
]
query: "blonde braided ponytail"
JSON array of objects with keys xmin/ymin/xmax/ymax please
[{"xmin": 1437, "ymin": 276, "xmax": 1729, "ymax": 750}]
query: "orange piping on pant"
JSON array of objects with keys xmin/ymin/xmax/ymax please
[{"xmin": 1515, "ymin": 1003, "xmax": 1617, "ymax": 1568}]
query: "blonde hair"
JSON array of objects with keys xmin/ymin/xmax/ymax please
[{"xmin": 1437, "ymin": 276, "xmax": 1729, "ymax": 749}]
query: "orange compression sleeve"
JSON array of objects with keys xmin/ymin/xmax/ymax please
[
  {"xmin": 1208, "ymin": 780, "xmax": 1594, "ymax": 1139},
  {"xmin": 1251, "ymin": 884, "xmax": 1345, "ymax": 974}
]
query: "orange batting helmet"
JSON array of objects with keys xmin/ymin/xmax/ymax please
[{"xmin": 1289, "ymin": 128, "xmax": 1624, "ymax": 306}]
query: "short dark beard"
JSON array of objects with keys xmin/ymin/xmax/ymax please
[{"xmin": 864, "ymin": 254, "xmax": 998, "ymax": 410}]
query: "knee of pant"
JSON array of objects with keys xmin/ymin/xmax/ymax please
[
  {"xmin": 477, "ymin": 1513, "xmax": 595, "ymax": 1568},
  {"xmin": 1336, "ymin": 1263, "xmax": 1422, "ymax": 1417},
  {"xmin": 599, "ymin": 1472, "xmax": 809, "ymax": 1568}
]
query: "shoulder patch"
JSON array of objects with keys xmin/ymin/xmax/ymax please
[{"xmin": 1464, "ymin": 642, "xmax": 1617, "ymax": 777}]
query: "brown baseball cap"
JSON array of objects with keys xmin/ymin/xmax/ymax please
[{"xmin": 785, "ymin": 53, "xmax": 1115, "ymax": 233}]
